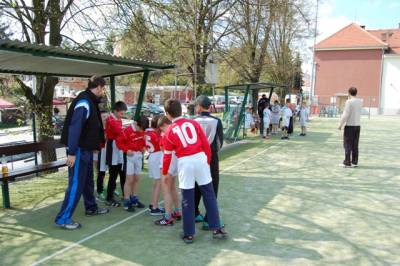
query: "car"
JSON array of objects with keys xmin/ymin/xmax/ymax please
[{"xmin": 126, "ymin": 103, "xmax": 164, "ymax": 118}]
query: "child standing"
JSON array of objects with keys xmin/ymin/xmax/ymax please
[
  {"xmin": 281, "ymin": 102, "xmax": 293, "ymax": 140},
  {"xmin": 162, "ymin": 99, "xmax": 227, "ymax": 244},
  {"xmin": 105, "ymin": 101, "xmax": 127, "ymax": 207},
  {"xmin": 145, "ymin": 116, "xmax": 164, "ymax": 216},
  {"xmin": 299, "ymin": 102, "xmax": 308, "ymax": 136},
  {"xmin": 155, "ymin": 116, "xmax": 182, "ymax": 226},
  {"xmin": 262, "ymin": 102, "xmax": 271, "ymax": 139},
  {"xmin": 116, "ymin": 115, "xmax": 148, "ymax": 212},
  {"xmin": 271, "ymin": 100, "xmax": 281, "ymax": 135}
]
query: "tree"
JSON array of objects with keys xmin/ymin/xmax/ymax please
[
  {"xmin": 0, "ymin": 11, "xmax": 11, "ymax": 38},
  {"xmin": 1, "ymin": 0, "xmax": 76, "ymax": 162}
]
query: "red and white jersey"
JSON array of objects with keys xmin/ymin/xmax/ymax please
[
  {"xmin": 162, "ymin": 117, "xmax": 211, "ymax": 175},
  {"xmin": 145, "ymin": 128, "xmax": 162, "ymax": 153},
  {"xmin": 116, "ymin": 123, "xmax": 145, "ymax": 153},
  {"xmin": 105, "ymin": 113, "xmax": 122, "ymax": 141}
]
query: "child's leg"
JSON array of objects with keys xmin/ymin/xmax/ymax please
[
  {"xmin": 181, "ymin": 188, "xmax": 196, "ymax": 236},
  {"xmin": 151, "ymin": 180, "xmax": 161, "ymax": 209},
  {"xmin": 106, "ymin": 165, "xmax": 118, "ymax": 201},
  {"xmin": 170, "ymin": 177, "xmax": 180, "ymax": 210},
  {"xmin": 198, "ymin": 182, "xmax": 221, "ymax": 230},
  {"xmin": 97, "ymin": 171, "xmax": 105, "ymax": 194},
  {"xmin": 124, "ymin": 175, "xmax": 133, "ymax": 200},
  {"xmin": 118, "ymin": 163, "xmax": 126, "ymax": 197}
]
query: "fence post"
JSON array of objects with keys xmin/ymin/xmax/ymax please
[
  {"xmin": 368, "ymin": 96, "xmax": 372, "ymax": 120},
  {"xmin": 1, "ymin": 178, "xmax": 10, "ymax": 208}
]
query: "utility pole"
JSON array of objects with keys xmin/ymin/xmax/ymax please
[{"xmin": 310, "ymin": 0, "xmax": 319, "ymax": 99}]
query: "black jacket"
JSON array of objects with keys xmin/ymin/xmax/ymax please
[{"xmin": 61, "ymin": 89, "xmax": 105, "ymax": 152}]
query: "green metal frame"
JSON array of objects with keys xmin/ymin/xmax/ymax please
[
  {"xmin": 134, "ymin": 70, "xmax": 150, "ymax": 120},
  {"xmin": 222, "ymin": 82, "xmax": 289, "ymax": 141}
]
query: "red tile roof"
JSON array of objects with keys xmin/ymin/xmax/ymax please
[
  {"xmin": 316, "ymin": 23, "xmax": 388, "ymax": 50},
  {"xmin": 368, "ymin": 29, "xmax": 400, "ymax": 54}
]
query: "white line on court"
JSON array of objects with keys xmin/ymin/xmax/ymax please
[{"xmin": 31, "ymin": 142, "xmax": 279, "ymax": 266}]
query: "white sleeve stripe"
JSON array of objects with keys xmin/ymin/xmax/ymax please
[
  {"xmin": 164, "ymin": 150, "xmax": 173, "ymax": 155},
  {"xmin": 74, "ymin": 100, "xmax": 90, "ymax": 119}
]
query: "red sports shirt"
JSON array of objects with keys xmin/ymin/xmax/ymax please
[
  {"xmin": 145, "ymin": 128, "xmax": 162, "ymax": 153},
  {"xmin": 162, "ymin": 117, "xmax": 211, "ymax": 175},
  {"xmin": 116, "ymin": 124, "xmax": 145, "ymax": 153},
  {"xmin": 105, "ymin": 114, "xmax": 122, "ymax": 141}
]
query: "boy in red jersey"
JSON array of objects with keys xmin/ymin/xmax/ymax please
[
  {"xmin": 145, "ymin": 115, "xmax": 164, "ymax": 215},
  {"xmin": 162, "ymin": 99, "xmax": 227, "ymax": 243},
  {"xmin": 105, "ymin": 101, "xmax": 127, "ymax": 207},
  {"xmin": 154, "ymin": 116, "xmax": 181, "ymax": 226},
  {"xmin": 116, "ymin": 115, "xmax": 148, "ymax": 212}
]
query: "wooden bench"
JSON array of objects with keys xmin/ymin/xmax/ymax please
[{"xmin": 0, "ymin": 140, "xmax": 66, "ymax": 208}]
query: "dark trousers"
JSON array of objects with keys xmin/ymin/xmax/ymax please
[
  {"xmin": 288, "ymin": 117, "xmax": 294, "ymax": 134},
  {"xmin": 182, "ymin": 183, "xmax": 220, "ymax": 236},
  {"xmin": 55, "ymin": 148, "xmax": 97, "ymax": 224},
  {"xmin": 96, "ymin": 151, "xmax": 105, "ymax": 194},
  {"xmin": 259, "ymin": 115, "xmax": 264, "ymax": 136},
  {"xmin": 106, "ymin": 164, "xmax": 126, "ymax": 201},
  {"xmin": 194, "ymin": 152, "xmax": 219, "ymax": 218},
  {"xmin": 344, "ymin": 126, "xmax": 360, "ymax": 165}
]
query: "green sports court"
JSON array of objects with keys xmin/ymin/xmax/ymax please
[{"xmin": 1, "ymin": 116, "xmax": 400, "ymax": 266}]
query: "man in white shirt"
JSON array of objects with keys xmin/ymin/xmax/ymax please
[{"xmin": 338, "ymin": 87, "xmax": 362, "ymax": 167}]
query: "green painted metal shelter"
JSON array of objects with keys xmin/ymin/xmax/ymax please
[
  {"xmin": 222, "ymin": 82, "xmax": 288, "ymax": 141},
  {"xmin": 0, "ymin": 39, "xmax": 175, "ymax": 119}
]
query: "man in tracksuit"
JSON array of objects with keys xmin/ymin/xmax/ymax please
[
  {"xmin": 194, "ymin": 95, "xmax": 224, "ymax": 229},
  {"xmin": 55, "ymin": 76, "xmax": 109, "ymax": 230}
]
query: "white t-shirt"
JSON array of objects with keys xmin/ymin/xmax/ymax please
[{"xmin": 263, "ymin": 108, "xmax": 271, "ymax": 122}]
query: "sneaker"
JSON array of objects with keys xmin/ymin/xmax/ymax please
[
  {"xmin": 113, "ymin": 190, "xmax": 120, "ymax": 197},
  {"xmin": 352, "ymin": 163, "xmax": 358, "ymax": 168},
  {"xmin": 123, "ymin": 200, "xmax": 136, "ymax": 212},
  {"xmin": 202, "ymin": 219, "xmax": 225, "ymax": 231},
  {"xmin": 213, "ymin": 228, "xmax": 228, "ymax": 239},
  {"xmin": 172, "ymin": 211, "xmax": 182, "ymax": 221},
  {"xmin": 195, "ymin": 214, "xmax": 204, "ymax": 223},
  {"xmin": 96, "ymin": 192, "xmax": 106, "ymax": 202},
  {"xmin": 132, "ymin": 200, "xmax": 145, "ymax": 208},
  {"xmin": 105, "ymin": 199, "xmax": 121, "ymax": 207},
  {"xmin": 180, "ymin": 232, "xmax": 194, "ymax": 244},
  {"xmin": 56, "ymin": 220, "xmax": 81, "ymax": 230},
  {"xmin": 149, "ymin": 208, "xmax": 163, "ymax": 216},
  {"xmin": 154, "ymin": 217, "xmax": 174, "ymax": 226},
  {"xmin": 85, "ymin": 207, "xmax": 109, "ymax": 216}
]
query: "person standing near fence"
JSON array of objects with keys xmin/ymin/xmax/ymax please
[
  {"xmin": 338, "ymin": 87, "xmax": 362, "ymax": 168},
  {"xmin": 56, "ymin": 76, "xmax": 109, "ymax": 230},
  {"xmin": 257, "ymin": 94, "xmax": 268, "ymax": 137}
]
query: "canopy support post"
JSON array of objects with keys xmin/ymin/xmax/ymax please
[
  {"xmin": 135, "ymin": 70, "xmax": 150, "ymax": 120},
  {"xmin": 234, "ymin": 84, "xmax": 250, "ymax": 140},
  {"xmin": 110, "ymin": 76, "xmax": 116, "ymax": 109}
]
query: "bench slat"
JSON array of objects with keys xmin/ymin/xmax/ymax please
[
  {"xmin": 0, "ymin": 140, "xmax": 65, "ymax": 156},
  {"xmin": 0, "ymin": 160, "xmax": 67, "ymax": 181}
]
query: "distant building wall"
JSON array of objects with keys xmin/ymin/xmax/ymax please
[{"xmin": 315, "ymin": 49, "xmax": 383, "ymax": 108}]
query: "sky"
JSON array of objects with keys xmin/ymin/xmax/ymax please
[{"xmin": 302, "ymin": 0, "xmax": 400, "ymax": 77}]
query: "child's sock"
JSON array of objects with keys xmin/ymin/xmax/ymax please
[
  {"xmin": 123, "ymin": 198, "xmax": 131, "ymax": 207},
  {"xmin": 164, "ymin": 213, "xmax": 172, "ymax": 220},
  {"xmin": 174, "ymin": 207, "xmax": 181, "ymax": 212}
]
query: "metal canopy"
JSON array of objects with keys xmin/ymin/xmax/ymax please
[{"xmin": 0, "ymin": 39, "xmax": 175, "ymax": 77}]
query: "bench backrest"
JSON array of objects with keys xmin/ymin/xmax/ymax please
[{"xmin": 0, "ymin": 140, "xmax": 65, "ymax": 157}]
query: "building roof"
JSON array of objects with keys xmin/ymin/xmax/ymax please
[
  {"xmin": 315, "ymin": 23, "xmax": 388, "ymax": 51},
  {"xmin": 0, "ymin": 39, "xmax": 175, "ymax": 77},
  {"xmin": 0, "ymin": 98, "xmax": 16, "ymax": 108},
  {"xmin": 368, "ymin": 29, "xmax": 400, "ymax": 54}
]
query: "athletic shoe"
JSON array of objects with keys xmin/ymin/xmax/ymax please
[
  {"xmin": 352, "ymin": 164, "xmax": 358, "ymax": 168},
  {"xmin": 96, "ymin": 192, "xmax": 106, "ymax": 203},
  {"xmin": 56, "ymin": 221, "xmax": 81, "ymax": 230},
  {"xmin": 132, "ymin": 201, "xmax": 145, "ymax": 208},
  {"xmin": 105, "ymin": 198, "xmax": 121, "ymax": 207},
  {"xmin": 180, "ymin": 232, "xmax": 194, "ymax": 244},
  {"xmin": 172, "ymin": 210, "xmax": 182, "ymax": 221},
  {"xmin": 195, "ymin": 214, "xmax": 204, "ymax": 223},
  {"xmin": 123, "ymin": 199, "xmax": 136, "ymax": 212},
  {"xmin": 149, "ymin": 208, "xmax": 164, "ymax": 216},
  {"xmin": 113, "ymin": 190, "xmax": 120, "ymax": 197},
  {"xmin": 154, "ymin": 217, "xmax": 174, "ymax": 226},
  {"xmin": 85, "ymin": 207, "xmax": 109, "ymax": 216},
  {"xmin": 213, "ymin": 228, "xmax": 228, "ymax": 239}
]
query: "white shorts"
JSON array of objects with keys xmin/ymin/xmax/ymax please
[
  {"xmin": 177, "ymin": 152, "xmax": 212, "ymax": 190},
  {"xmin": 160, "ymin": 152, "xmax": 178, "ymax": 176},
  {"xmin": 126, "ymin": 152, "xmax": 142, "ymax": 176},
  {"xmin": 93, "ymin": 148, "xmax": 107, "ymax": 172},
  {"xmin": 148, "ymin": 151, "xmax": 162, "ymax": 180}
]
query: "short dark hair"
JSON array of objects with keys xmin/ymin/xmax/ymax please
[
  {"xmin": 348, "ymin": 87, "xmax": 357, "ymax": 96},
  {"xmin": 195, "ymin": 95, "xmax": 212, "ymax": 109},
  {"xmin": 135, "ymin": 115, "xmax": 149, "ymax": 130},
  {"xmin": 274, "ymin": 100, "xmax": 279, "ymax": 104},
  {"xmin": 88, "ymin": 76, "xmax": 106, "ymax": 89},
  {"xmin": 113, "ymin": 101, "xmax": 127, "ymax": 112},
  {"xmin": 187, "ymin": 103, "xmax": 195, "ymax": 116},
  {"xmin": 151, "ymin": 115, "xmax": 161, "ymax": 129},
  {"xmin": 262, "ymin": 94, "xmax": 266, "ymax": 98},
  {"xmin": 53, "ymin": 107, "xmax": 60, "ymax": 114},
  {"xmin": 164, "ymin": 99, "xmax": 182, "ymax": 118},
  {"xmin": 286, "ymin": 98, "xmax": 291, "ymax": 103},
  {"xmin": 157, "ymin": 115, "xmax": 171, "ymax": 128}
]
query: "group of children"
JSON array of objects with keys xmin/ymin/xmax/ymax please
[
  {"xmin": 246, "ymin": 99, "xmax": 309, "ymax": 140},
  {"xmin": 93, "ymin": 99, "xmax": 226, "ymax": 243}
]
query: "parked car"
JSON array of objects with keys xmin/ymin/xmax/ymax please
[{"xmin": 126, "ymin": 103, "xmax": 164, "ymax": 118}]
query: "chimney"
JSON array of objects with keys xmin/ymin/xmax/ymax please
[{"xmin": 360, "ymin": 25, "xmax": 366, "ymax": 29}]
